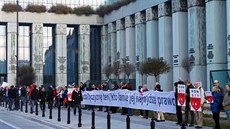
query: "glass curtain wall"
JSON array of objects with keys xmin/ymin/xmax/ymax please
[
  {"xmin": 0, "ymin": 24, "xmax": 7, "ymax": 83},
  {"xmin": 43, "ymin": 26, "xmax": 55, "ymax": 88},
  {"xmin": 18, "ymin": 25, "xmax": 31, "ymax": 67},
  {"xmin": 90, "ymin": 26, "xmax": 101, "ymax": 83},
  {"xmin": 67, "ymin": 27, "xmax": 78, "ymax": 85}
]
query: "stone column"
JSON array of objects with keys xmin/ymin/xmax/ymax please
[
  {"xmin": 32, "ymin": 23, "xmax": 43, "ymax": 87},
  {"xmin": 158, "ymin": 2, "xmax": 173, "ymax": 91},
  {"xmin": 55, "ymin": 24, "xmax": 67, "ymax": 87},
  {"xmin": 146, "ymin": 7, "xmax": 158, "ymax": 90},
  {"xmin": 135, "ymin": 12, "xmax": 146, "ymax": 88},
  {"xmin": 172, "ymin": 0, "xmax": 188, "ymax": 83},
  {"xmin": 188, "ymin": 0, "xmax": 206, "ymax": 89},
  {"xmin": 7, "ymin": 22, "xmax": 17, "ymax": 86},
  {"xmin": 116, "ymin": 19, "xmax": 125, "ymax": 79},
  {"xmin": 78, "ymin": 25, "xmax": 90, "ymax": 83},
  {"xmin": 108, "ymin": 23, "xmax": 116, "ymax": 79},
  {"xmin": 206, "ymin": 0, "xmax": 227, "ymax": 90},
  {"xmin": 125, "ymin": 16, "xmax": 135, "ymax": 79},
  {"xmin": 101, "ymin": 25, "xmax": 108, "ymax": 80}
]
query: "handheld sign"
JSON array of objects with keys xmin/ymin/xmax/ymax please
[
  {"xmin": 205, "ymin": 91, "xmax": 213, "ymax": 103},
  {"xmin": 68, "ymin": 88, "xmax": 75, "ymax": 101},
  {"xmin": 177, "ymin": 84, "xmax": 186, "ymax": 106},
  {"xmin": 190, "ymin": 89, "xmax": 201, "ymax": 111}
]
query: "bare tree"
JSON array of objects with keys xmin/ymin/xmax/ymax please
[
  {"xmin": 137, "ymin": 62, "xmax": 148, "ymax": 86},
  {"xmin": 142, "ymin": 58, "xmax": 170, "ymax": 82},
  {"xmin": 181, "ymin": 57, "xmax": 194, "ymax": 80},
  {"xmin": 111, "ymin": 62, "xmax": 122, "ymax": 79},
  {"xmin": 121, "ymin": 63, "xmax": 135, "ymax": 82},
  {"xmin": 103, "ymin": 64, "xmax": 113, "ymax": 80},
  {"xmin": 18, "ymin": 65, "xmax": 36, "ymax": 86}
]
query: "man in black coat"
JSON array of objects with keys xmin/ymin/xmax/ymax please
[
  {"xmin": 30, "ymin": 85, "xmax": 39, "ymax": 113},
  {"xmin": 8, "ymin": 85, "xmax": 15, "ymax": 111},
  {"xmin": 72, "ymin": 86, "xmax": 82, "ymax": 112}
]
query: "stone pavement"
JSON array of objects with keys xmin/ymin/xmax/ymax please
[{"xmin": 0, "ymin": 106, "xmax": 212, "ymax": 129}]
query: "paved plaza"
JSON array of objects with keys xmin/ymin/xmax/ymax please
[{"xmin": 0, "ymin": 107, "xmax": 212, "ymax": 129}]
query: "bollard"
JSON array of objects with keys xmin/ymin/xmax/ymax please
[
  {"xmin": 35, "ymin": 101, "xmax": 38, "ymax": 115},
  {"xmin": 67, "ymin": 102, "xmax": 70, "ymax": 124},
  {"xmin": 181, "ymin": 124, "xmax": 186, "ymax": 129},
  {"xmin": 150, "ymin": 118, "xmax": 155, "ymax": 129},
  {"xmin": 126, "ymin": 115, "xmax": 130, "ymax": 129},
  {"xmin": 20, "ymin": 100, "xmax": 23, "ymax": 112},
  {"xmin": 42, "ymin": 102, "xmax": 45, "ymax": 117},
  {"xmin": 78, "ymin": 106, "xmax": 82, "ymax": 127},
  {"xmin": 25, "ymin": 100, "xmax": 28, "ymax": 113},
  {"xmin": 3, "ymin": 100, "xmax": 4, "ymax": 107},
  {"xmin": 57, "ymin": 98, "xmax": 61, "ymax": 122},
  {"xmin": 107, "ymin": 111, "xmax": 111, "ymax": 129},
  {"xmin": 91, "ymin": 109, "xmax": 95, "ymax": 129},
  {"xmin": 5, "ymin": 100, "xmax": 7, "ymax": 108},
  {"xmin": 49, "ymin": 106, "xmax": 52, "ymax": 119}
]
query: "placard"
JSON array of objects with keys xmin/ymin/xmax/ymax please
[
  {"xmin": 190, "ymin": 89, "xmax": 201, "ymax": 111},
  {"xmin": 177, "ymin": 84, "xmax": 186, "ymax": 106},
  {"xmin": 205, "ymin": 91, "xmax": 213, "ymax": 103},
  {"xmin": 68, "ymin": 88, "xmax": 75, "ymax": 101}
]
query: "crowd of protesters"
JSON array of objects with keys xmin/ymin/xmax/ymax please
[{"xmin": 0, "ymin": 79, "xmax": 230, "ymax": 129}]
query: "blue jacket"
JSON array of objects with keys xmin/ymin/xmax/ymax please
[{"xmin": 211, "ymin": 91, "xmax": 222, "ymax": 113}]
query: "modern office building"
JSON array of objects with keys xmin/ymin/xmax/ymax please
[{"xmin": 0, "ymin": 0, "xmax": 229, "ymax": 91}]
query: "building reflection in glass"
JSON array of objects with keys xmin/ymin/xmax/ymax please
[
  {"xmin": 0, "ymin": 25, "xmax": 7, "ymax": 83},
  {"xmin": 43, "ymin": 26, "xmax": 55, "ymax": 88},
  {"xmin": 18, "ymin": 26, "xmax": 31, "ymax": 67},
  {"xmin": 67, "ymin": 27, "xmax": 78, "ymax": 85}
]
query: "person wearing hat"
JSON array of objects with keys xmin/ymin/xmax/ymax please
[
  {"xmin": 213, "ymin": 80, "xmax": 224, "ymax": 96},
  {"xmin": 211, "ymin": 86, "xmax": 222, "ymax": 129}
]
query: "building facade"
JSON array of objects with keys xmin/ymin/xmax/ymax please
[{"xmin": 0, "ymin": 0, "xmax": 229, "ymax": 91}]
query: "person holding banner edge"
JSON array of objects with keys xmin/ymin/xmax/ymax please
[{"xmin": 223, "ymin": 84, "xmax": 230, "ymax": 124}]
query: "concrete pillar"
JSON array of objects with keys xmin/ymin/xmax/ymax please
[
  {"xmin": 125, "ymin": 16, "xmax": 135, "ymax": 79},
  {"xmin": 101, "ymin": 25, "xmax": 108, "ymax": 80},
  {"xmin": 108, "ymin": 23, "xmax": 116, "ymax": 79},
  {"xmin": 172, "ymin": 0, "xmax": 188, "ymax": 83},
  {"xmin": 158, "ymin": 2, "xmax": 173, "ymax": 91},
  {"xmin": 188, "ymin": 0, "xmax": 207, "ymax": 89},
  {"xmin": 78, "ymin": 25, "xmax": 90, "ymax": 83},
  {"xmin": 32, "ymin": 23, "xmax": 43, "ymax": 87},
  {"xmin": 146, "ymin": 7, "xmax": 159, "ymax": 90},
  {"xmin": 7, "ymin": 22, "xmax": 17, "ymax": 86},
  {"xmin": 55, "ymin": 24, "xmax": 67, "ymax": 87},
  {"xmin": 135, "ymin": 12, "xmax": 146, "ymax": 88},
  {"xmin": 206, "ymin": 0, "xmax": 227, "ymax": 90},
  {"xmin": 116, "ymin": 19, "xmax": 125, "ymax": 79}
]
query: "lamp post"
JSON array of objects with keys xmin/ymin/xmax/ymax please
[{"xmin": 16, "ymin": 0, "xmax": 19, "ymax": 86}]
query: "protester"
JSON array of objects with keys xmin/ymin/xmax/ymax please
[
  {"xmin": 211, "ymin": 86, "xmax": 222, "ymax": 129},
  {"xmin": 47, "ymin": 85, "xmax": 54, "ymax": 109},
  {"xmin": 102, "ymin": 82, "xmax": 110, "ymax": 112},
  {"xmin": 139, "ymin": 85, "xmax": 149, "ymax": 119},
  {"xmin": 3, "ymin": 86, "xmax": 9, "ymax": 108},
  {"xmin": 39, "ymin": 86, "xmax": 46, "ymax": 111},
  {"xmin": 72, "ymin": 85, "xmax": 83, "ymax": 111},
  {"xmin": 8, "ymin": 85, "xmax": 15, "ymax": 111},
  {"xmin": 63, "ymin": 86, "xmax": 68, "ymax": 108},
  {"xmin": 121, "ymin": 82, "xmax": 128, "ymax": 115},
  {"xmin": 155, "ymin": 83, "xmax": 165, "ymax": 122},
  {"xmin": 223, "ymin": 84, "xmax": 230, "ymax": 124},
  {"xmin": 184, "ymin": 81, "xmax": 194, "ymax": 127},
  {"xmin": 194, "ymin": 82, "xmax": 205, "ymax": 129},
  {"xmin": 110, "ymin": 83, "xmax": 118, "ymax": 113},
  {"xmin": 30, "ymin": 85, "xmax": 39, "ymax": 113},
  {"xmin": 174, "ymin": 81, "xmax": 184, "ymax": 125},
  {"xmin": 20, "ymin": 85, "xmax": 27, "ymax": 109}
]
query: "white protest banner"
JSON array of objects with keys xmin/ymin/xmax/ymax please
[
  {"xmin": 68, "ymin": 88, "xmax": 75, "ymax": 101},
  {"xmin": 190, "ymin": 89, "xmax": 201, "ymax": 111},
  {"xmin": 177, "ymin": 84, "xmax": 186, "ymax": 106},
  {"xmin": 81, "ymin": 89, "xmax": 176, "ymax": 114},
  {"xmin": 205, "ymin": 91, "xmax": 213, "ymax": 103}
]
